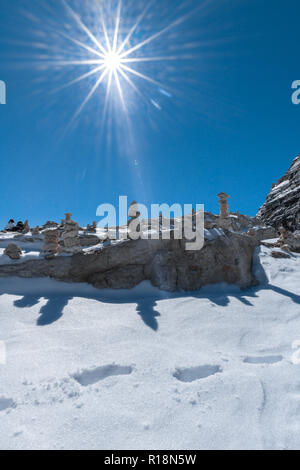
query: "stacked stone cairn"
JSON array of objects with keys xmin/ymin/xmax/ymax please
[
  {"xmin": 60, "ymin": 213, "xmax": 82, "ymax": 254},
  {"xmin": 216, "ymin": 193, "xmax": 231, "ymax": 230},
  {"xmin": 42, "ymin": 229, "xmax": 59, "ymax": 259},
  {"xmin": 23, "ymin": 220, "xmax": 30, "ymax": 234},
  {"xmin": 86, "ymin": 221, "xmax": 97, "ymax": 233},
  {"xmin": 32, "ymin": 226, "xmax": 40, "ymax": 235}
]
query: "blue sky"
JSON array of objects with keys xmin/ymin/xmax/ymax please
[{"xmin": 0, "ymin": 0, "xmax": 299, "ymax": 227}]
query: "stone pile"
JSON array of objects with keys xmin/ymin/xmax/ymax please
[
  {"xmin": 86, "ymin": 221, "xmax": 97, "ymax": 233},
  {"xmin": 60, "ymin": 213, "xmax": 82, "ymax": 254},
  {"xmin": 4, "ymin": 243, "xmax": 22, "ymax": 260},
  {"xmin": 23, "ymin": 220, "xmax": 30, "ymax": 234},
  {"xmin": 216, "ymin": 193, "xmax": 231, "ymax": 230},
  {"xmin": 42, "ymin": 229, "xmax": 59, "ymax": 259},
  {"xmin": 43, "ymin": 221, "xmax": 59, "ymax": 230}
]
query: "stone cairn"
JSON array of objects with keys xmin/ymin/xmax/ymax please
[
  {"xmin": 216, "ymin": 192, "xmax": 231, "ymax": 230},
  {"xmin": 43, "ymin": 221, "xmax": 59, "ymax": 230},
  {"xmin": 23, "ymin": 220, "xmax": 30, "ymax": 234},
  {"xmin": 60, "ymin": 213, "xmax": 82, "ymax": 253},
  {"xmin": 42, "ymin": 229, "xmax": 59, "ymax": 259},
  {"xmin": 32, "ymin": 226, "xmax": 40, "ymax": 235},
  {"xmin": 86, "ymin": 221, "xmax": 97, "ymax": 233},
  {"xmin": 4, "ymin": 243, "xmax": 22, "ymax": 260}
]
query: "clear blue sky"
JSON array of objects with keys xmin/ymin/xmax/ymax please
[{"xmin": 0, "ymin": 0, "xmax": 299, "ymax": 227}]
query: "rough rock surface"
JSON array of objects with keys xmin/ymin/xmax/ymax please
[
  {"xmin": 247, "ymin": 226, "xmax": 278, "ymax": 241},
  {"xmin": 257, "ymin": 154, "xmax": 300, "ymax": 231},
  {"xmin": 0, "ymin": 232, "xmax": 258, "ymax": 292},
  {"xmin": 4, "ymin": 243, "xmax": 22, "ymax": 260}
]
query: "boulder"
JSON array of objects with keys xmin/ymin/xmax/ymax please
[
  {"xmin": 4, "ymin": 243, "xmax": 22, "ymax": 260},
  {"xmin": 0, "ymin": 232, "xmax": 258, "ymax": 292},
  {"xmin": 271, "ymin": 250, "xmax": 291, "ymax": 259}
]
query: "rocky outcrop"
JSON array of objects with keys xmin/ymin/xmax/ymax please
[
  {"xmin": 0, "ymin": 232, "xmax": 258, "ymax": 292},
  {"xmin": 257, "ymin": 154, "xmax": 300, "ymax": 231},
  {"xmin": 247, "ymin": 226, "xmax": 278, "ymax": 241}
]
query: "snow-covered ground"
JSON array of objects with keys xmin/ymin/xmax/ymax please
[{"xmin": 0, "ymin": 245, "xmax": 300, "ymax": 450}]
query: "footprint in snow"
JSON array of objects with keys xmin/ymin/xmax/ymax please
[
  {"xmin": 173, "ymin": 365, "xmax": 222, "ymax": 383},
  {"xmin": 0, "ymin": 397, "xmax": 15, "ymax": 412},
  {"xmin": 73, "ymin": 364, "xmax": 133, "ymax": 387},
  {"xmin": 243, "ymin": 355, "xmax": 283, "ymax": 365}
]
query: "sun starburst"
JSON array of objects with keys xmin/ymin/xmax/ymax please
[{"xmin": 54, "ymin": 0, "xmax": 200, "ymax": 130}]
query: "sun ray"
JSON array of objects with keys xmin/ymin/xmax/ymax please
[
  {"xmin": 100, "ymin": 9, "xmax": 112, "ymax": 53},
  {"xmin": 60, "ymin": 31, "xmax": 105, "ymax": 59},
  {"xmin": 54, "ymin": 64, "xmax": 106, "ymax": 92},
  {"xmin": 116, "ymin": 1, "xmax": 152, "ymax": 55},
  {"xmin": 68, "ymin": 67, "xmax": 109, "ymax": 128},
  {"xmin": 63, "ymin": 0, "xmax": 107, "ymax": 56},
  {"xmin": 102, "ymin": 69, "xmax": 113, "ymax": 121},
  {"xmin": 120, "ymin": 55, "xmax": 190, "ymax": 63},
  {"xmin": 53, "ymin": 60, "xmax": 104, "ymax": 66},
  {"xmin": 113, "ymin": 69, "xmax": 126, "ymax": 112},
  {"xmin": 112, "ymin": 0, "xmax": 122, "ymax": 53},
  {"xmin": 118, "ymin": 67, "xmax": 148, "ymax": 103},
  {"xmin": 120, "ymin": 8, "xmax": 199, "ymax": 59},
  {"xmin": 120, "ymin": 63, "xmax": 166, "ymax": 89},
  {"xmin": 39, "ymin": 0, "xmax": 202, "ymax": 130}
]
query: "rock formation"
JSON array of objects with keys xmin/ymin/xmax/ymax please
[
  {"xmin": 86, "ymin": 221, "xmax": 97, "ymax": 233},
  {"xmin": 23, "ymin": 220, "xmax": 30, "ymax": 234},
  {"xmin": 0, "ymin": 232, "xmax": 258, "ymax": 292},
  {"xmin": 42, "ymin": 229, "xmax": 59, "ymax": 259},
  {"xmin": 216, "ymin": 193, "xmax": 231, "ymax": 229},
  {"xmin": 4, "ymin": 243, "xmax": 22, "ymax": 260},
  {"xmin": 60, "ymin": 217, "xmax": 82, "ymax": 254},
  {"xmin": 43, "ymin": 221, "xmax": 59, "ymax": 230},
  {"xmin": 257, "ymin": 154, "xmax": 300, "ymax": 231}
]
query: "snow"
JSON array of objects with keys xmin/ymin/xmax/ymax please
[{"xmin": 0, "ymin": 246, "xmax": 300, "ymax": 449}]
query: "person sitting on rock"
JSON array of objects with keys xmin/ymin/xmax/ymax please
[{"xmin": 5, "ymin": 219, "xmax": 15, "ymax": 231}]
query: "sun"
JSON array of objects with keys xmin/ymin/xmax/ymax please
[
  {"xmin": 55, "ymin": 0, "xmax": 198, "ymax": 129},
  {"xmin": 104, "ymin": 51, "xmax": 122, "ymax": 72}
]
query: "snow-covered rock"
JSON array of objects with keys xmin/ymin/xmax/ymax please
[
  {"xmin": 258, "ymin": 154, "xmax": 300, "ymax": 231},
  {"xmin": 0, "ymin": 232, "xmax": 258, "ymax": 291}
]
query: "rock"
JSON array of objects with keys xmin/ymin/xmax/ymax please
[
  {"xmin": 86, "ymin": 222, "xmax": 97, "ymax": 233},
  {"xmin": 271, "ymin": 250, "xmax": 291, "ymax": 259},
  {"xmin": 0, "ymin": 232, "xmax": 258, "ymax": 292},
  {"xmin": 4, "ymin": 243, "xmax": 22, "ymax": 260},
  {"xmin": 247, "ymin": 226, "xmax": 278, "ymax": 241},
  {"xmin": 216, "ymin": 193, "xmax": 231, "ymax": 230},
  {"xmin": 42, "ymin": 230, "xmax": 59, "ymax": 259},
  {"xmin": 43, "ymin": 221, "xmax": 59, "ymax": 230},
  {"xmin": 79, "ymin": 235, "xmax": 100, "ymax": 247},
  {"xmin": 60, "ymin": 218, "xmax": 82, "ymax": 254},
  {"xmin": 275, "ymin": 226, "xmax": 300, "ymax": 253},
  {"xmin": 23, "ymin": 220, "xmax": 30, "ymax": 234},
  {"xmin": 258, "ymin": 154, "xmax": 300, "ymax": 231}
]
